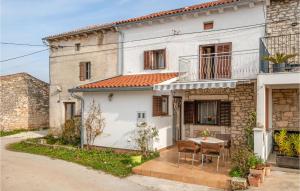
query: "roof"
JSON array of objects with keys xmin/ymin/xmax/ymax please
[
  {"xmin": 116, "ymin": 0, "xmax": 240, "ymax": 25},
  {"xmin": 44, "ymin": 0, "xmax": 240, "ymax": 40},
  {"xmin": 76, "ymin": 73, "xmax": 178, "ymax": 91}
]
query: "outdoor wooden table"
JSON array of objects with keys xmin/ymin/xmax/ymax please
[{"xmin": 188, "ymin": 137, "xmax": 226, "ymax": 161}]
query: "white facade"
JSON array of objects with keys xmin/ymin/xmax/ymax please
[
  {"xmin": 81, "ymin": 1, "xmax": 266, "ymax": 150},
  {"xmin": 83, "ymin": 91, "xmax": 173, "ymax": 150}
]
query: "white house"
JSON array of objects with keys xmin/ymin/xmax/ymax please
[{"xmin": 70, "ymin": 0, "xmax": 267, "ymax": 151}]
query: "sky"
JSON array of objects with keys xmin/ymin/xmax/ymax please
[{"xmin": 0, "ymin": 0, "xmax": 211, "ymax": 82}]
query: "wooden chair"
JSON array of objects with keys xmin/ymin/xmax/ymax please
[
  {"xmin": 215, "ymin": 133, "xmax": 231, "ymax": 159},
  {"xmin": 177, "ymin": 140, "xmax": 200, "ymax": 167},
  {"xmin": 201, "ymin": 142, "xmax": 222, "ymax": 172}
]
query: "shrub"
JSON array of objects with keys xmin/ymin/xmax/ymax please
[
  {"xmin": 274, "ymin": 129, "xmax": 300, "ymax": 157},
  {"xmin": 229, "ymin": 167, "xmax": 243, "ymax": 177},
  {"xmin": 230, "ymin": 147, "xmax": 254, "ymax": 177},
  {"xmin": 62, "ymin": 117, "xmax": 81, "ymax": 146},
  {"xmin": 245, "ymin": 111, "xmax": 256, "ymax": 150}
]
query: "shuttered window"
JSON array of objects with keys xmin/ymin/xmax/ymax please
[
  {"xmin": 79, "ymin": 62, "xmax": 91, "ymax": 81},
  {"xmin": 144, "ymin": 49, "xmax": 166, "ymax": 70},
  {"xmin": 153, "ymin": 95, "xmax": 168, "ymax": 116},
  {"xmin": 183, "ymin": 100, "xmax": 231, "ymax": 126},
  {"xmin": 184, "ymin": 101, "xmax": 194, "ymax": 124},
  {"xmin": 203, "ymin": 21, "xmax": 214, "ymax": 30}
]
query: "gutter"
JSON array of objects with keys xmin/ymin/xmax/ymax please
[
  {"xmin": 115, "ymin": 27, "xmax": 124, "ymax": 75},
  {"xmin": 69, "ymin": 86, "xmax": 153, "ymax": 93},
  {"xmin": 70, "ymin": 92, "xmax": 85, "ymax": 149}
]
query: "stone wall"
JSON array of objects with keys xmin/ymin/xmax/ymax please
[
  {"xmin": 182, "ymin": 82, "xmax": 256, "ymax": 147},
  {"xmin": 272, "ymin": 88, "xmax": 300, "ymax": 131},
  {"xmin": 266, "ymin": 0, "xmax": 300, "ymax": 36},
  {"xmin": 0, "ymin": 73, "xmax": 49, "ymax": 131}
]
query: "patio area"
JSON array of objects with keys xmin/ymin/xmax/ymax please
[{"xmin": 133, "ymin": 147, "xmax": 231, "ymax": 189}]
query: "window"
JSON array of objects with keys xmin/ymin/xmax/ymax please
[
  {"xmin": 203, "ymin": 21, "xmax": 214, "ymax": 30},
  {"xmin": 196, "ymin": 101, "xmax": 218, "ymax": 125},
  {"xmin": 144, "ymin": 49, "xmax": 166, "ymax": 70},
  {"xmin": 184, "ymin": 100, "xmax": 231, "ymax": 126},
  {"xmin": 79, "ymin": 62, "xmax": 91, "ymax": 81},
  {"xmin": 75, "ymin": 43, "xmax": 81, "ymax": 51},
  {"xmin": 64, "ymin": 102, "xmax": 75, "ymax": 121},
  {"xmin": 153, "ymin": 95, "xmax": 169, "ymax": 116}
]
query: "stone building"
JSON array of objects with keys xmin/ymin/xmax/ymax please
[
  {"xmin": 43, "ymin": 24, "xmax": 119, "ymax": 135},
  {"xmin": 0, "ymin": 73, "xmax": 49, "ymax": 131}
]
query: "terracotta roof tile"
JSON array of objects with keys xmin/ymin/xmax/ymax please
[
  {"xmin": 78, "ymin": 73, "xmax": 178, "ymax": 89},
  {"xmin": 44, "ymin": 0, "xmax": 239, "ymax": 40}
]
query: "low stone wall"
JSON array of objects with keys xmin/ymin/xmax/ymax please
[
  {"xmin": 183, "ymin": 82, "xmax": 256, "ymax": 147},
  {"xmin": 0, "ymin": 73, "xmax": 49, "ymax": 131},
  {"xmin": 272, "ymin": 88, "xmax": 300, "ymax": 131}
]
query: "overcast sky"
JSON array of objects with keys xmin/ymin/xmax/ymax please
[{"xmin": 0, "ymin": 0, "xmax": 210, "ymax": 82}]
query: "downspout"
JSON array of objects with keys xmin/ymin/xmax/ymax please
[
  {"xmin": 115, "ymin": 26, "xmax": 124, "ymax": 75},
  {"xmin": 70, "ymin": 92, "xmax": 84, "ymax": 149}
]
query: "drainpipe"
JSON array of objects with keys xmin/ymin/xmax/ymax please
[
  {"xmin": 115, "ymin": 26, "xmax": 124, "ymax": 75},
  {"xmin": 70, "ymin": 92, "xmax": 84, "ymax": 149}
]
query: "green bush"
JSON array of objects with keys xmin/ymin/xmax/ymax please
[
  {"xmin": 62, "ymin": 117, "xmax": 81, "ymax": 146},
  {"xmin": 230, "ymin": 147, "xmax": 254, "ymax": 177},
  {"xmin": 274, "ymin": 129, "xmax": 300, "ymax": 157},
  {"xmin": 229, "ymin": 167, "xmax": 243, "ymax": 177}
]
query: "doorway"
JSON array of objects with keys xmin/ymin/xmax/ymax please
[{"xmin": 173, "ymin": 97, "xmax": 182, "ymax": 143}]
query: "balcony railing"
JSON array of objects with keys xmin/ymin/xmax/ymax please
[
  {"xmin": 178, "ymin": 50, "xmax": 259, "ymax": 82},
  {"xmin": 260, "ymin": 33, "xmax": 300, "ymax": 73}
]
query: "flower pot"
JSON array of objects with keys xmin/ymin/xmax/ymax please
[
  {"xmin": 130, "ymin": 155, "xmax": 142, "ymax": 164},
  {"xmin": 230, "ymin": 177, "xmax": 247, "ymax": 190},
  {"xmin": 249, "ymin": 168, "xmax": 265, "ymax": 183},
  {"xmin": 273, "ymin": 63, "xmax": 286, "ymax": 72},
  {"xmin": 265, "ymin": 165, "xmax": 271, "ymax": 176},
  {"xmin": 276, "ymin": 155, "xmax": 300, "ymax": 169},
  {"xmin": 248, "ymin": 174, "xmax": 261, "ymax": 187}
]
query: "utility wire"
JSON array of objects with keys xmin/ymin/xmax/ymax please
[
  {"xmin": 0, "ymin": 42, "xmax": 46, "ymax": 47},
  {"xmin": 0, "ymin": 49, "xmax": 49, "ymax": 62}
]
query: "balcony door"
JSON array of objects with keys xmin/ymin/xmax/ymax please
[{"xmin": 199, "ymin": 43, "xmax": 232, "ymax": 80}]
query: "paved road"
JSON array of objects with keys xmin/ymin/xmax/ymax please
[{"xmin": 0, "ymin": 131, "xmax": 217, "ymax": 191}]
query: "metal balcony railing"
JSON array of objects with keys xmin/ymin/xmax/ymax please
[
  {"xmin": 260, "ymin": 33, "xmax": 300, "ymax": 73},
  {"xmin": 178, "ymin": 50, "xmax": 259, "ymax": 82}
]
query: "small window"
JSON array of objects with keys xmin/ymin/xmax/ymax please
[
  {"xmin": 144, "ymin": 49, "xmax": 166, "ymax": 70},
  {"xmin": 75, "ymin": 43, "xmax": 81, "ymax": 51},
  {"xmin": 153, "ymin": 95, "xmax": 169, "ymax": 116},
  {"xmin": 79, "ymin": 62, "xmax": 91, "ymax": 81},
  {"xmin": 203, "ymin": 21, "xmax": 214, "ymax": 30},
  {"xmin": 137, "ymin": 111, "xmax": 146, "ymax": 123},
  {"xmin": 64, "ymin": 102, "xmax": 75, "ymax": 121},
  {"xmin": 196, "ymin": 101, "xmax": 218, "ymax": 125}
]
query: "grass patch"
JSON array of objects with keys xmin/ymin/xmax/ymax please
[
  {"xmin": 0, "ymin": 129, "xmax": 27, "ymax": 137},
  {"xmin": 7, "ymin": 140, "xmax": 159, "ymax": 177}
]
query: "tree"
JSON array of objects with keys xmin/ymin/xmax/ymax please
[{"xmin": 85, "ymin": 99, "xmax": 105, "ymax": 149}]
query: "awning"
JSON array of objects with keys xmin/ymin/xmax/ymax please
[{"xmin": 153, "ymin": 80, "xmax": 238, "ymax": 91}]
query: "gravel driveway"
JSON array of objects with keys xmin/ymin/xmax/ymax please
[{"xmin": 0, "ymin": 130, "xmax": 218, "ymax": 191}]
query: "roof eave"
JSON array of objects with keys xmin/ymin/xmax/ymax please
[{"xmin": 69, "ymin": 86, "xmax": 153, "ymax": 93}]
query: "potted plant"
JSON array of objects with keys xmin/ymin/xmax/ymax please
[
  {"xmin": 274, "ymin": 129, "xmax": 300, "ymax": 169},
  {"xmin": 248, "ymin": 174, "xmax": 261, "ymax": 187},
  {"xmin": 200, "ymin": 129, "xmax": 210, "ymax": 140},
  {"xmin": 229, "ymin": 168, "xmax": 248, "ymax": 190},
  {"xmin": 131, "ymin": 122, "xmax": 159, "ymax": 164},
  {"xmin": 265, "ymin": 163, "xmax": 271, "ymax": 176},
  {"xmin": 248, "ymin": 155, "xmax": 265, "ymax": 183},
  {"xmin": 263, "ymin": 53, "xmax": 296, "ymax": 72}
]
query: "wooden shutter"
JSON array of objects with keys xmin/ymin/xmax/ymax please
[
  {"xmin": 79, "ymin": 62, "xmax": 86, "ymax": 81},
  {"xmin": 219, "ymin": 101, "xmax": 231, "ymax": 126},
  {"xmin": 184, "ymin": 101, "xmax": 195, "ymax": 124},
  {"xmin": 144, "ymin": 51, "xmax": 152, "ymax": 70},
  {"xmin": 153, "ymin": 96, "xmax": 162, "ymax": 116},
  {"xmin": 216, "ymin": 43, "xmax": 232, "ymax": 79}
]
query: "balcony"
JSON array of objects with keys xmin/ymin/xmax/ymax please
[
  {"xmin": 260, "ymin": 33, "xmax": 300, "ymax": 73},
  {"xmin": 178, "ymin": 50, "xmax": 259, "ymax": 82}
]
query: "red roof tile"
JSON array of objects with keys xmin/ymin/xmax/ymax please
[
  {"xmin": 44, "ymin": 0, "xmax": 239, "ymax": 40},
  {"xmin": 116, "ymin": 0, "xmax": 239, "ymax": 25},
  {"xmin": 78, "ymin": 73, "xmax": 178, "ymax": 89}
]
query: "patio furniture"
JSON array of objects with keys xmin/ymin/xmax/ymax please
[
  {"xmin": 201, "ymin": 142, "xmax": 222, "ymax": 172},
  {"xmin": 177, "ymin": 140, "xmax": 201, "ymax": 167},
  {"xmin": 215, "ymin": 133, "xmax": 231, "ymax": 159}
]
